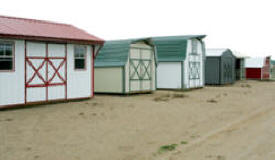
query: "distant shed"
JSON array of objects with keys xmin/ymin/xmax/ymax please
[
  {"xmin": 152, "ymin": 35, "xmax": 206, "ymax": 89},
  {"xmin": 232, "ymin": 51, "xmax": 246, "ymax": 80},
  {"xmin": 94, "ymin": 38, "xmax": 157, "ymax": 94},
  {"xmin": 245, "ymin": 57, "xmax": 271, "ymax": 80},
  {"xmin": 205, "ymin": 49, "xmax": 236, "ymax": 85}
]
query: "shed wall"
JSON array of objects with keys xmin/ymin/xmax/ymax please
[
  {"xmin": 94, "ymin": 67, "xmax": 123, "ymax": 93},
  {"xmin": 184, "ymin": 39, "xmax": 204, "ymax": 88},
  {"xmin": 246, "ymin": 68, "xmax": 262, "ymax": 79},
  {"xmin": 0, "ymin": 39, "xmax": 25, "ymax": 106},
  {"xmin": 67, "ymin": 44, "xmax": 92, "ymax": 99}
]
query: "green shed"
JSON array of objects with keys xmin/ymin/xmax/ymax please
[
  {"xmin": 205, "ymin": 49, "xmax": 236, "ymax": 85},
  {"xmin": 94, "ymin": 38, "xmax": 157, "ymax": 94},
  {"xmin": 152, "ymin": 35, "xmax": 206, "ymax": 89}
]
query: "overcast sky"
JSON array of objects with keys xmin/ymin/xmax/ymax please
[{"xmin": 1, "ymin": 0, "xmax": 274, "ymax": 57}]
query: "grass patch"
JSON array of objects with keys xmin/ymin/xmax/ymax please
[
  {"xmin": 172, "ymin": 93, "xmax": 188, "ymax": 99},
  {"xmin": 180, "ymin": 141, "xmax": 188, "ymax": 145},
  {"xmin": 158, "ymin": 144, "xmax": 178, "ymax": 153},
  {"xmin": 153, "ymin": 94, "xmax": 170, "ymax": 102},
  {"xmin": 240, "ymin": 84, "xmax": 251, "ymax": 88},
  {"xmin": 207, "ymin": 99, "xmax": 218, "ymax": 103}
]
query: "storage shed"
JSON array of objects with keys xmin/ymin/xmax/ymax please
[
  {"xmin": 205, "ymin": 49, "xmax": 236, "ymax": 85},
  {"xmin": 0, "ymin": 15, "xmax": 104, "ymax": 109},
  {"xmin": 232, "ymin": 51, "xmax": 246, "ymax": 80},
  {"xmin": 152, "ymin": 35, "xmax": 206, "ymax": 89},
  {"xmin": 94, "ymin": 38, "xmax": 157, "ymax": 94},
  {"xmin": 245, "ymin": 56, "xmax": 271, "ymax": 80}
]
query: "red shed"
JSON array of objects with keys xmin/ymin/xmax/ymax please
[
  {"xmin": 0, "ymin": 15, "xmax": 104, "ymax": 109},
  {"xmin": 245, "ymin": 56, "xmax": 271, "ymax": 80}
]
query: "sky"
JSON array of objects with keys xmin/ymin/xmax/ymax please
[{"xmin": 1, "ymin": 0, "xmax": 275, "ymax": 58}]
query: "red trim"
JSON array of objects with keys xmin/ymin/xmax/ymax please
[
  {"xmin": 46, "ymin": 43, "xmax": 49, "ymax": 101},
  {"xmin": 26, "ymin": 83, "xmax": 66, "ymax": 88},
  {"xmin": 24, "ymin": 41, "xmax": 27, "ymax": 104},
  {"xmin": 65, "ymin": 44, "xmax": 68, "ymax": 100},
  {"xmin": 0, "ymin": 40, "xmax": 15, "ymax": 72},
  {"xmin": 47, "ymin": 59, "xmax": 66, "ymax": 83},
  {"xmin": 92, "ymin": 45, "xmax": 95, "ymax": 97},
  {"xmin": 24, "ymin": 41, "xmax": 67, "ymax": 103},
  {"xmin": 0, "ymin": 34, "xmax": 104, "ymax": 45},
  {"xmin": 0, "ymin": 96, "xmax": 93, "ymax": 110},
  {"xmin": 26, "ymin": 56, "xmax": 65, "ymax": 59},
  {"xmin": 26, "ymin": 59, "xmax": 47, "ymax": 84}
]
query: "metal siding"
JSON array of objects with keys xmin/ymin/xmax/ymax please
[
  {"xmin": 205, "ymin": 57, "xmax": 220, "ymax": 85},
  {"xmin": 157, "ymin": 62, "xmax": 182, "ymax": 89},
  {"xmin": 67, "ymin": 44, "xmax": 91, "ymax": 98},
  {"xmin": 0, "ymin": 39, "xmax": 25, "ymax": 106},
  {"xmin": 246, "ymin": 68, "xmax": 262, "ymax": 79},
  {"xmin": 220, "ymin": 51, "xmax": 236, "ymax": 84},
  {"xmin": 0, "ymin": 15, "xmax": 104, "ymax": 44}
]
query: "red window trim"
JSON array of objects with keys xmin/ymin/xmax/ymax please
[
  {"xmin": 74, "ymin": 45, "xmax": 87, "ymax": 71},
  {"xmin": 0, "ymin": 40, "xmax": 15, "ymax": 72}
]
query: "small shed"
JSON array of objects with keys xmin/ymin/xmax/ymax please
[
  {"xmin": 232, "ymin": 51, "xmax": 246, "ymax": 80},
  {"xmin": 0, "ymin": 16, "xmax": 104, "ymax": 109},
  {"xmin": 205, "ymin": 49, "xmax": 236, "ymax": 85},
  {"xmin": 152, "ymin": 35, "xmax": 206, "ymax": 89},
  {"xmin": 94, "ymin": 38, "xmax": 157, "ymax": 94},
  {"xmin": 245, "ymin": 56, "xmax": 271, "ymax": 80}
]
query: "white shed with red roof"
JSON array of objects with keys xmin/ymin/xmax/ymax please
[{"xmin": 0, "ymin": 15, "xmax": 104, "ymax": 109}]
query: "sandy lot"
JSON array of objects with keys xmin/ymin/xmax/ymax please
[{"xmin": 0, "ymin": 80, "xmax": 274, "ymax": 160}]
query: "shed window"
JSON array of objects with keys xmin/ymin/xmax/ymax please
[
  {"xmin": 74, "ymin": 45, "xmax": 86, "ymax": 70},
  {"xmin": 0, "ymin": 43, "xmax": 14, "ymax": 71},
  {"xmin": 191, "ymin": 40, "xmax": 198, "ymax": 54}
]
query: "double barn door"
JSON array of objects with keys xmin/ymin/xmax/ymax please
[
  {"xmin": 129, "ymin": 47, "xmax": 153, "ymax": 92},
  {"xmin": 25, "ymin": 42, "xmax": 67, "ymax": 103}
]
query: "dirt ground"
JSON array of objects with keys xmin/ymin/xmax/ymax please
[{"xmin": 0, "ymin": 80, "xmax": 274, "ymax": 160}]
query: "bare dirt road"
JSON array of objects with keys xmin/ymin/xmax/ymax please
[{"xmin": 0, "ymin": 80, "xmax": 274, "ymax": 160}]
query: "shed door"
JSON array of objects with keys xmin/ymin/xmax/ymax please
[
  {"xmin": 222, "ymin": 58, "xmax": 233, "ymax": 84},
  {"xmin": 25, "ymin": 42, "xmax": 67, "ymax": 103},
  {"xmin": 129, "ymin": 47, "xmax": 152, "ymax": 92},
  {"xmin": 188, "ymin": 54, "xmax": 201, "ymax": 88}
]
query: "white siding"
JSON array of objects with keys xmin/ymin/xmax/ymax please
[
  {"xmin": 67, "ymin": 44, "xmax": 92, "ymax": 99},
  {"xmin": 47, "ymin": 44, "xmax": 66, "ymax": 100},
  {"xmin": 26, "ymin": 42, "xmax": 47, "ymax": 102},
  {"xmin": 0, "ymin": 39, "xmax": 25, "ymax": 106},
  {"xmin": 157, "ymin": 62, "xmax": 182, "ymax": 89},
  {"xmin": 184, "ymin": 39, "xmax": 204, "ymax": 89},
  {"xmin": 127, "ymin": 42, "xmax": 156, "ymax": 93}
]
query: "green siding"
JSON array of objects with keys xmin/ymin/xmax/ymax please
[
  {"xmin": 95, "ymin": 38, "xmax": 154, "ymax": 67},
  {"xmin": 152, "ymin": 35, "xmax": 206, "ymax": 62}
]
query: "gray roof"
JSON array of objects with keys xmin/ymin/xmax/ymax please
[
  {"xmin": 152, "ymin": 35, "xmax": 206, "ymax": 61},
  {"xmin": 95, "ymin": 38, "xmax": 154, "ymax": 67}
]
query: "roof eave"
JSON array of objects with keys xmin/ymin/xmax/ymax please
[{"xmin": 0, "ymin": 34, "xmax": 105, "ymax": 45}]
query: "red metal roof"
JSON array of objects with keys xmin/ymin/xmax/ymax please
[{"xmin": 0, "ymin": 15, "xmax": 104, "ymax": 44}]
